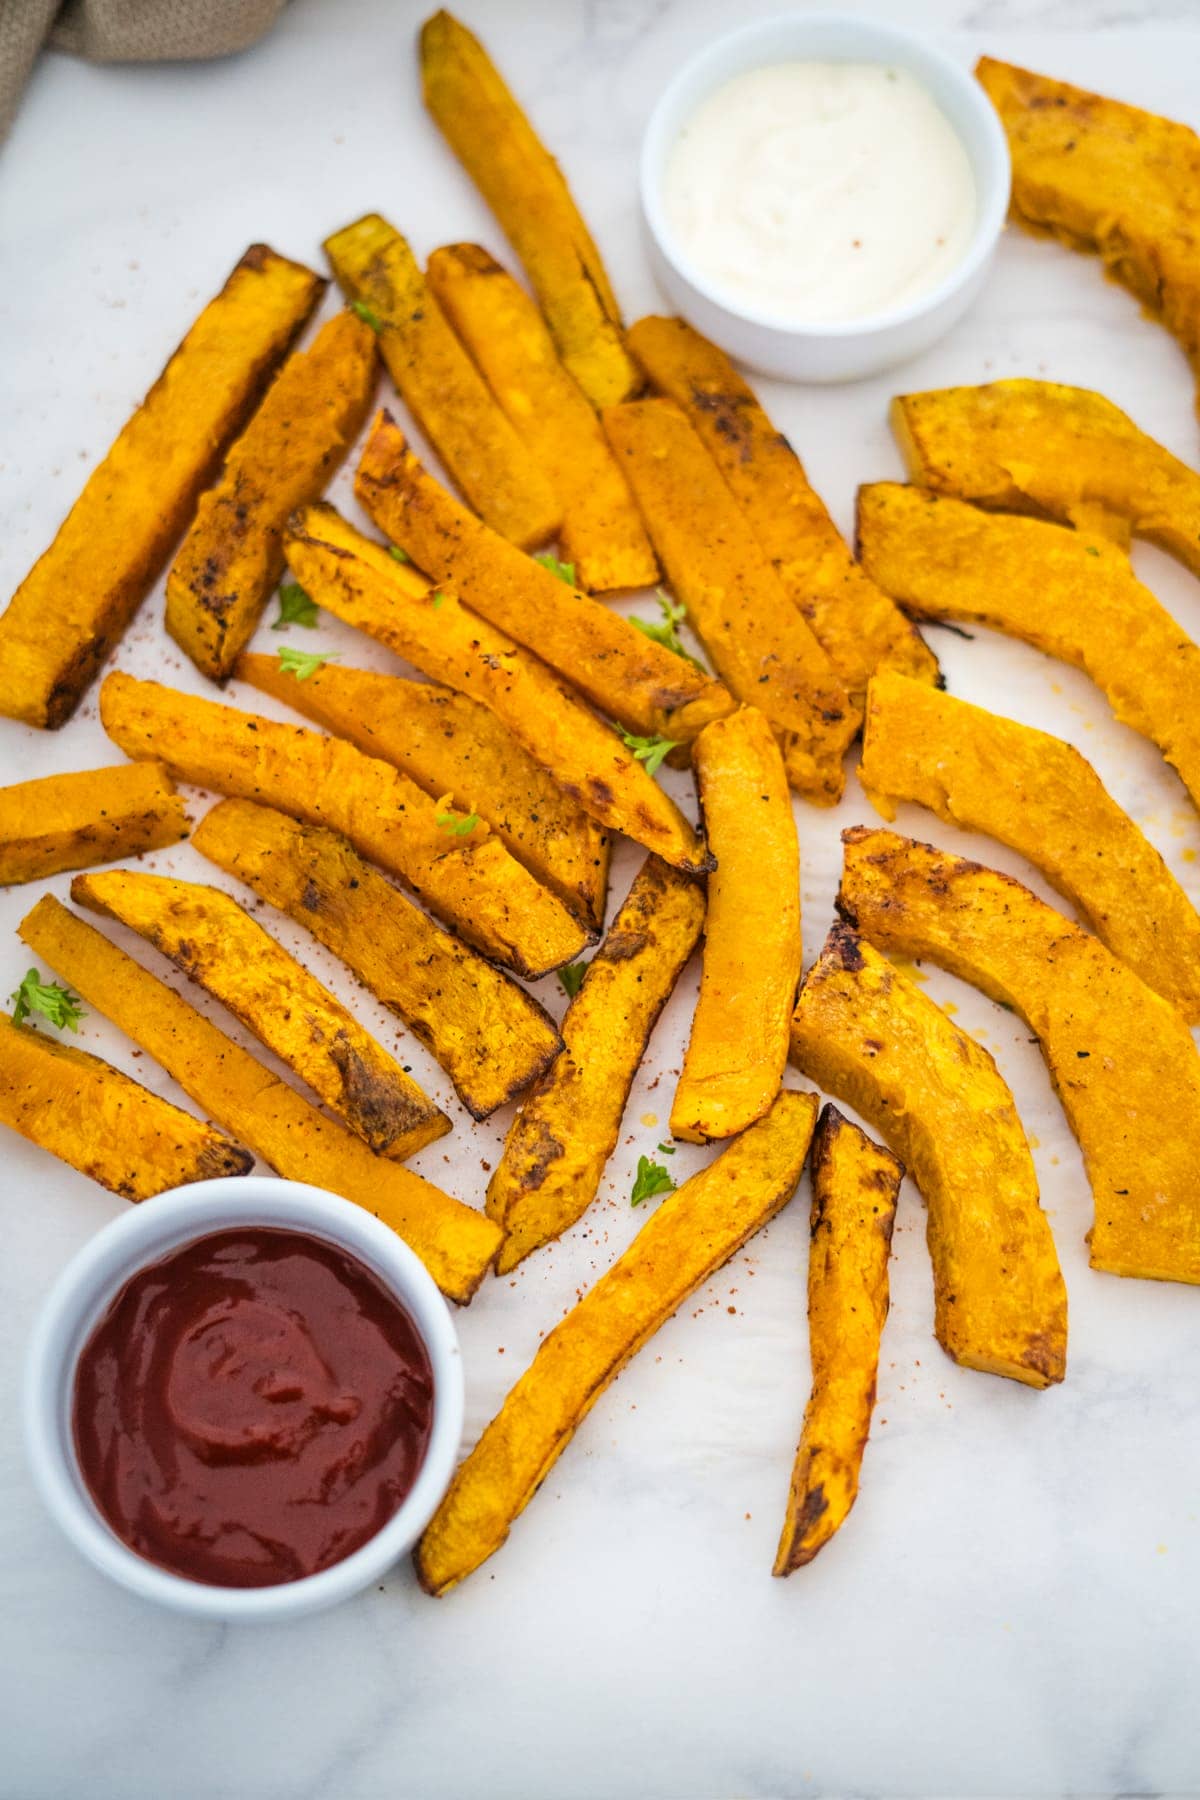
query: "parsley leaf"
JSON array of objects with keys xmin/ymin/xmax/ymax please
[
  {"xmin": 657, "ymin": 1142, "xmax": 675, "ymax": 1155},
  {"xmin": 632, "ymin": 590, "xmax": 707, "ymax": 671},
  {"xmin": 437, "ymin": 809, "xmax": 481, "ymax": 837},
  {"xmin": 1085, "ymin": 545, "xmax": 1100, "ymax": 556},
  {"xmin": 278, "ymin": 646, "xmax": 340, "ymax": 681},
  {"xmin": 631, "ymin": 1154, "xmax": 675, "ymax": 1207},
  {"xmin": 430, "ymin": 590, "xmax": 444, "ymax": 610},
  {"xmin": 557, "ymin": 961, "xmax": 587, "ymax": 999},
  {"xmin": 620, "ymin": 730, "xmax": 680, "ymax": 777},
  {"xmin": 351, "ymin": 299, "xmax": 382, "ymax": 332},
  {"xmin": 272, "ymin": 581, "xmax": 318, "ymax": 630},
  {"xmin": 534, "ymin": 552, "xmax": 576, "ymax": 586},
  {"xmin": 389, "ymin": 545, "xmax": 410, "ymax": 564},
  {"xmin": 10, "ymin": 968, "xmax": 86, "ymax": 1032}
]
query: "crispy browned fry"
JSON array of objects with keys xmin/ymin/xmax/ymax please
[
  {"xmin": 977, "ymin": 61, "xmax": 1200, "ymax": 411},
  {"xmin": 234, "ymin": 651, "xmax": 609, "ymax": 931},
  {"xmin": 165, "ymin": 309, "xmax": 378, "ymax": 680},
  {"xmin": 604, "ymin": 399, "xmax": 857, "ymax": 804},
  {"xmin": 671, "ymin": 708, "xmax": 800, "ymax": 1143},
  {"xmin": 415, "ymin": 1089, "xmax": 819, "ymax": 1594},
  {"xmin": 71, "ymin": 869, "xmax": 449, "ymax": 1160},
  {"xmin": 354, "ymin": 411, "xmax": 732, "ymax": 744},
  {"xmin": 0, "ymin": 1014, "xmax": 251, "ymax": 1199},
  {"xmin": 0, "ymin": 763, "xmax": 187, "ymax": 886},
  {"xmin": 426, "ymin": 245, "xmax": 657, "ymax": 593},
  {"xmin": 790, "ymin": 922, "xmax": 1067, "ymax": 1386},
  {"xmin": 859, "ymin": 671, "xmax": 1200, "ymax": 1021},
  {"xmin": 890, "ymin": 380, "xmax": 1200, "ymax": 573},
  {"xmin": 488, "ymin": 857, "xmax": 705, "ymax": 1271},
  {"xmin": 840, "ymin": 828, "xmax": 1200, "ymax": 1287},
  {"xmin": 324, "ymin": 215, "xmax": 559, "ymax": 548},
  {"xmin": 20, "ymin": 896, "xmax": 501, "ymax": 1300},
  {"xmin": 0, "ymin": 246, "xmax": 324, "ymax": 728},
  {"xmin": 99, "ymin": 670, "xmax": 591, "ymax": 979},
  {"xmin": 191, "ymin": 800, "xmax": 561, "ymax": 1121},
  {"xmin": 283, "ymin": 505, "xmax": 713, "ymax": 876},
  {"xmin": 856, "ymin": 482, "xmax": 1200, "ymax": 810},
  {"xmin": 419, "ymin": 11, "xmax": 639, "ymax": 410},
  {"xmin": 626, "ymin": 316, "xmax": 938, "ymax": 698},
  {"xmin": 774, "ymin": 1105, "xmax": 901, "ymax": 1575}
]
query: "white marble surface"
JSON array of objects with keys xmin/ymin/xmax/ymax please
[{"xmin": 3, "ymin": 2, "xmax": 1200, "ymax": 1795}]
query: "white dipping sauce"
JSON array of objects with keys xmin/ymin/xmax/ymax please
[{"xmin": 663, "ymin": 61, "xmax": 978, "ymax": 325}]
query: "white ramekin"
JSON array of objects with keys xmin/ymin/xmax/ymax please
[
  {"xmin": 639, "ymin": 13, "xmax": 1011, "ymax": 383},
  {"xmin": 23, "ymin": 1176, "xmax": 464, "ymax": 1622}
]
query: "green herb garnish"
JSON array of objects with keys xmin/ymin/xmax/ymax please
[
  {"xmin": 657, "ymin": 1142, "xmax": 676, "ymax": 1155},
  {"xmin": 272, "ymin": 581, "xmax": 318, "ymax": 630},
  {"xmin": 534, "ymin": 552, "xmax": 576, "ymax": 586},
  {"xmin": 620, "ymin": 731, "xmax": 681, "ymax": 778},
  {"xmin": 389, "ymin": 545, "xmax": 410, "ymax": 564},
  {"xmin": 631, "ymin": 1155, "xmax": 675, "ymax": 1207},
  {"xmin": 278, "ymin": 646, "xmax": 340, "ymax": 681},
  {"xmin": 437, "ymin": 809, "xmax": 481, "ymax": 837},
  {"xmin": 351, "ymin": 299, "xmax": 382, "ymax": 332},
  {"xmin": 10, "ymin": 969, "xmax": 86, "ymax": 1032},
  {"xmin": 430, "ymin": 590, "xmax": 444, "ymax": 610},
  {"xmin": 632, "ymin": 590, "xmax": 707, "ymax": 671},
  {"xmin": 1085, "ymin": 545, "xmax": 1101, "ymax": 557},
  {"xmin": 557, "ymin": 962, "xmax": 587, "ymax": 999}
]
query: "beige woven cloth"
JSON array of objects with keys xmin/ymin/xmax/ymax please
[{"xmin": 0, "ymin": 0, "xmax": 288, "ymax": 140}]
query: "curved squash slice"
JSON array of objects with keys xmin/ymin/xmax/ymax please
[
  {"xmin": 19, "ymin": 896, "xmax": 501, "ymax": 1301},
  {"xmin": 774, "ymin": 1104, "xmax": 901, "ymax": 1575},
  {"xmin": 0, "ymin": 763, "xmax": 187, "ymax": 887},
  {"xmin": 789, "ymin": 922, "xmax": 1067, "ymax": 1387},
  {"xmin": 0, "ymin": 1015, "xmax": 251, "ymax": 1199},
  {"xmin": 859, "ymin": 670, "xmax": 1200, "ymax": 1021},
  {"xmin": 71, "ymin": 869, "xmax": 449, "ymax": 1161},
  {"xmin": 856, "ymin": 483, "xmax": 1200, "ymax": 811},
  {"xmin": 839, "ymin": 828, "xmax": 1200, "ymax": 1287},
  {"xmin": 415, "ymin": 1089, "xmax": 818, "ymax": 1595},
  {"xmin": 889, "ymin": 379, "xmax": 1200, "ymax": 572}
]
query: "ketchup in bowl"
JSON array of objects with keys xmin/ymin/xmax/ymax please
[{"xmin": 72, "ymin": 1227, "xmax": 435, "ymax": 1589}]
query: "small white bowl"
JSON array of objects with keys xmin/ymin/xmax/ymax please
[
  {"xmin": 640, "ymin": 13, "xmax": 1011, "ymax": 383},
  {"xmin": 24, "ymin": 1176, "xmax": 464, "ymax": 1623}
]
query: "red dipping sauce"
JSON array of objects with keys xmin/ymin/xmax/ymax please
[{"xmin": 72, "ymin": 1228, "xmax": 434, "ymax": 1588}]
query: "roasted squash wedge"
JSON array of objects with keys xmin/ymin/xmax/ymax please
[
  {"xmin": 671, "ymin": 707, "xmax": 800, "ymax": 1143},
  {"xmin": 840, "ymin": 828, "xmax": 1200, "ymax": 1287},
  {"xmin": 415, "ymin": 1089, "xmax": 819, "ymax": 1595},
  {"xmin": 488, "ymin": 856, "xmax": 705, "ymax": 1272},
  {"xmin": 234, "ymin": 651, "xmax": 609, "ymax": 930},
  {"xmin": 890, "ymin": 380, "xmax": 1200, "ymax": 575},
  {"xmin": 283, "ymin": 505, "xmax": 713, "ymax": 876},
  {"xmin": 354, "ymin": 410, "xmax": 732, "ymax": 745},
  {"xmin": 419, "ymin": 10, "xmax": 639, "ymax": 409},
  {"xmin": 427, "ymin": 244, "xmax": 657, "ymax": 593},
  {"xmin": 165, "ymin": 308, "xmax": 378, "ymax": 680},
  {"xmin": 192, "ymin": 800, "xmax": 562, "ymax": 1121},
  {"xmin": 790, "ymin": 923, "xmax": 1067, "ymax": 1387},
  {"xmin": 859, "ymin": 670, "xmax": 1200, "ymax": 1021},
  {"xmin": 19, "ymin": 896, "xmax": 501, "ymax": 1300},
  {"xmin": 604, "ymin": 399, "xmax": 857, "ymax": 805},
  {"xmin": 856, "ymin": 482, "xmax": 1200, "ymax": 811},
  {"xmin": 99, "ymin": 670, "xmax": 591, "ymax": 980},
  {"xmin": 71, "ymin": 869, "xmax": 449, "ymax": 1161},
  {"xmin": 977, "ymin": 61, "xmax": 1200, "ymax": 412},
  {"xmin": 0, "ymin": 762, "xmax": 187, "ymax": 886},
  {"xmin": 324, "ymin": 214, "xmax": 559, "ymax": 549},
  {"xmin": 0, "ymin": 245, "xmax": 323, "ymax": 728},
  {"xmin": 625, "ymin": 315, "xmax": 938, "ymax": 699},
  {"xmin": 774, "ymin": 1105, "xmax": 901, "ymax": 1575},
  {"xmin": 0, "ymin": 1014, "xmax": 251, "ymax": 1199}
]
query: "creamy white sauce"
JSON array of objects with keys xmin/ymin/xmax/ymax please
[{"xmin": 663, "ymin": 61, "xmax": 978, "ymax": 325}]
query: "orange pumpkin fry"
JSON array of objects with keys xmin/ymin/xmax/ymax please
[{"xmin": 0, "ymin": 763, "xmax": 187, "ymax": 886}]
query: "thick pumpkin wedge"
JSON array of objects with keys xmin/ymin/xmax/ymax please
[{"xmin": 0, "ymin": 763, "xmax": 187, "ymax": 886}]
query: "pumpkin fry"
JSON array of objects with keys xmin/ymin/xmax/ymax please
[
  {"xmin": 859, "ymin": 671, "xmax": 1200, "ymax": 1021},
  {"xmin": 324, "ymin": 214, "xmax": 559, "ymax": 549},
  {"xmin": 427, "ymin": 244, "xmax": 657, "ymax": 593},
  {"xmin": 19, "ymin": 896, "xmax": 501, "ymax": 1300},
  {"xmin": 165, "ymin": 309, "xmax": 378, "ymax": 680},
  {"xmin": 71, "ymin": 869, "xmax": 450, "ymax": 1161},
  {"xmin": 0, "ymin": 245, "xmax": 323, "ymax": 728},
  {"xmin": 774, "ymin": 1105, "xmax": 901, "ymax": 1575},
  {"xmin": 415, "ymin": 1089, "xmax": 819, "ymax": 1595},
  {"xmin": 840, "ymin": 828, "xmax": 1200, "ymax": 1287},
  {"xmin": 626, "ymin": 315, "xmax": 938, "ymax": 698},
  {"xmin": 419, "ymin": 10, "xmax": 639, "ymax": 409},
  {"xmin": 488, "ymin": 856, "xmax": 705, "ymax": 1271},
  {"xmin": 671, "ymin": 707, "xmax": 800, "ymax": 1143},
  {"xmin": 0, "ymin": 763, "xmax": 187, "ymax": 887},
  {"xmin": 790, "ymin": 922, "xmax": 1067, "ymax": 1387}
]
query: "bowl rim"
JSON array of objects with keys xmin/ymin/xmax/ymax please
[
  {"xmin": 23, "ymin": 1176, "xmax": 464, "ymax": 1622},
  {"xmin": 639, "ymin": 10, "xmax": 1011, "ymax": 343}
]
